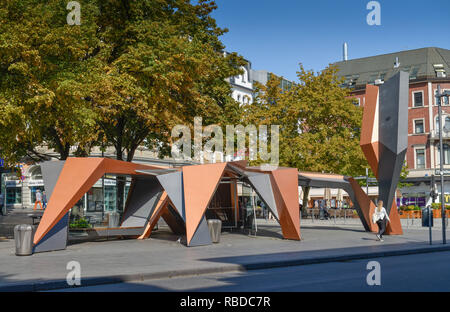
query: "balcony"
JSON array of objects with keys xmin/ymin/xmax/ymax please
[{"xmin": 429, "ymin": 130, "xmax": 450, "ymax": 140}]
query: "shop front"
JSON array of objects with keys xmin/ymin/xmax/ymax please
[{"xmin": 69, "ymin": 175, "xmax": 131, "ymax": 228}]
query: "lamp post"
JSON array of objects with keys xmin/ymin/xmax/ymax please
[{"xmin": 436, "ymin": 86, "xmax": 450, "ymax": 244}]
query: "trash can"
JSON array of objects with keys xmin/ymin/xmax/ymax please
[
  {"xmin": 207, "ymin": 219, "xmax": 222, "ymax": 243},
  {"xmin": 14, "ymin": 224, "xmax": 35, "ymax": 256},
  {"xmin": 422, "ymin": 207, "xmax": 434, "ymax": 227},
  {"xmin": 108, "ymin": 212, "xmax": 120, "ymax": 228}
]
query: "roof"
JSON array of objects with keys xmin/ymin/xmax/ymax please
[{"xmin": 333, "ymin": 47, "xmax": 450, "ymax": 89}]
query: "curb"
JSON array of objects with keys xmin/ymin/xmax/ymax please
[{"xmin": 2, "ymin": 244, "xmax": 450, "ymax": 292}]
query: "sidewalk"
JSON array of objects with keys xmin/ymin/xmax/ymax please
[{"xmin": 1, "ymin": 220, "xmax": 449, "ymax": 291}]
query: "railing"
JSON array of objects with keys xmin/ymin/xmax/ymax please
[
  {"xmin": 430, "ymin": 129, "xmax": 450, "ymax": 139},
  {"xmin": 304, "ymin": 208, "xmax": 358, "ymax": 225}
]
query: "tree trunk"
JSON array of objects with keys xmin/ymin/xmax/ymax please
[
  {"xmin": 60, "ymin": 143, "xmax": 71, "ymax": 160},
  {"xmin": 301, "ymin": 186, "xmax": 310, "ymax": 218}
]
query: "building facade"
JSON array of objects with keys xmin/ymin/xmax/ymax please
[{"xmin": 334, "ymin": 47, "xmax": 450, "ymax": 207}]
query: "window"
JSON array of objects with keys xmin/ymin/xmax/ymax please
[
  {"xmin": 30, "ymin": 166, "xmax": 42, "ymax": 180},
  {"xmin": 436, "ymin": 116, "xmax": 450, "ymax": 133},
  {"xmin": 413, "ymin": 92, "xmax": 423, "ymax": 107},
  {"xmin": 414, "ymin": 119, "xmax": 424, "ymax": 134},
  {"xmin": 6, "ymin": 187, "xmax": 22, "ymax": 205},
  {"xmin": 435, "ymin": 89, "xmax": 450, "ymax": 106},
  {"xmin": 415, "ymin": 148, "xmax": 426, "ymax": 169},
  {"xmin": 437, "ymin": 144, "xmax": 450, "ymax": 165}
]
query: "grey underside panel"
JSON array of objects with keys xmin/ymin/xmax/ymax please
[
  {"xmin": 378, "ymin": 71, "xmax": 409, "ymax": 215},
  {"xmin": 33, "ymin": 213, "xmax": 69, "ymax": 253},
  {"xmin": 188, "ymin": 216, "xmax": 212, "ymax": 247},
  {"xmin": 77, "ymin": 227, "xmax": 144, "ymax": 238},
  {"xmin": 34, "ymin": 161, "xmax": 68, "ymax": 253},
  {"xmin": 121, "ymin": 177, "xmax": 163, "ymax": 228},
  {"xmin": 298, "ymin": 179, "xmax": 350, "ymax": 189},
  {"xmin": 40, "ymin": 161, "xmax": 66, "ymax": 199},
  {"xmin": 379, "ymin": 71, "xmax": 409, "ymax": 154},
  {"xmin": 157, "ymin": 171, "xmax": 185, "ymax": 220},
  {"xmin": 247, "ymin": 174, "xmax": 279, "ymax": 220},
  {"xmin": 378, "ymin": 147, "xmax": 407, "ymax": 214}
]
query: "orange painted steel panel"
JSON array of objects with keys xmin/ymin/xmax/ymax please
[
  {"xmin": 34, "ymin": 158, "xmax": 105, "ymax": 245},
  {"xmin": 360, "ymin": 84, "xmax": 379, "ymax": 146},
  {"xmin": 103, "ymin": 158, "xmax": 164, "ymax": 174},
  {"xmin": 360, "ymin": 84, "xmax": 380, "ymax": 177},
  {"xmin": 138, "ymin": 192, "xmax": 169, "ymax": 239},
  {"xmin": 385, "ymin": 201, "xmax": 403, "ymax": 235},
  {"xmin": 348, "ymin": 177, "xmax": 377, "ymax": 232},
  {"xmin": 183, "ymin": 162, "xmax": 227, "ymax": 245},
  {"xmin": 270, "ymin": 168, "xmax": 301, "ymax": 240},
  {"xmin": 34, "ymin": 158, "xmax": 164, "ymax": 245},
  {"xmin": 361, "ymin": 142, "xmax": 379, "ymax": 178}
]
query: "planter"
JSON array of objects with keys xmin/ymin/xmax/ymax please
[{"xmin": 433, "ymin": 210, "xmax": 441, "ymax": 219}]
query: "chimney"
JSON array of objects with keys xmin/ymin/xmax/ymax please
[
  {"xmin": 343, "ymin": 42, "xmax": 348, "ymax": 61},
  {"xmin": 394, "ymin": 57, "xmax": 400, "ymax": 68}
]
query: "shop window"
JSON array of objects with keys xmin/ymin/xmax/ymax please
[{"xmin": 6, "ymin": 187, "xmax": 21, "ymax": 205}]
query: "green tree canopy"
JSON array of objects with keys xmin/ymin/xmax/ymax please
[
  {"xmin": 0, "ymin": 0, "xmax": 245, "ymax": 163},
  {"xmin": 245, "ymin": 64, "xmax": 368, "ymax": 176}
]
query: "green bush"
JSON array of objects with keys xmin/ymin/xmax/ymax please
[
  {"xmin": 432, "ymin": 203, "xmax": 441, "ymax": 210},
  {"xmin": 69, "ymin": 218, "xmax": 91, "ymax": 229},
  {"xmin": 399, "ymin": 205, "xmax": 408, "ymax": 211},
  {"xmin": 431, "ymin": 203, "xmax": 450, "ymax": 210},
  {"xmin": 407, "ymin": 205, "xmax": 415, "ymax": 211}
]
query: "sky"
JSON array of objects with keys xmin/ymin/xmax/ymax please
[{"xmin": 211, "ymin": 0, "xmax": 450, "ymax": 82}]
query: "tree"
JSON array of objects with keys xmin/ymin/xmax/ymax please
[
  {"xmin": 0, "ymin": 0, "xmax": 101, "ymax": 162},
  {"xmin": 0, "ymin": 0, "xmax": 244, "ymax": 165},
  {"xmin": 244, "ymin": 65, "xmax": 368, "ymax": 216},
  {"xmin": 82, "ymin": 0, "xmax": 245, "ymax": 163}
]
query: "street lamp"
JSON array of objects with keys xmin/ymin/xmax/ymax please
[{"xmin": 436, "ymin": 85, "xmax": 450, "ymax": 244}]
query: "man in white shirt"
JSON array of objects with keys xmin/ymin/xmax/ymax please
[
  {"xmin": 372, "ymin": 200, "xmax": 390, "ymax": 242},
  {"xmin": 34, "ymin": 190, "xmax": 43, "ymax": 210}
]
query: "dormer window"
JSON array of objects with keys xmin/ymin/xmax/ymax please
[{"xmin": 434, "ymin": 64, "xmax": 446, "ymax": 78}]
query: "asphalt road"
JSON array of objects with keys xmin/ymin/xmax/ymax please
[{"xmin": 55, "ymin": 250, "xmax": 450, "ymax": 292}]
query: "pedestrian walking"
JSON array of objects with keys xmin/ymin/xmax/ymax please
[
  {"xmin": 34, "ymin": 189, "xmax": 43, "ymax": 210},
  {"xmin": 372, "ymin": 200, "xmax": 390, "ymax": 242},
  {"xmin": 42, "ymin": 191, "xmax": 47, "ymax": 209}
]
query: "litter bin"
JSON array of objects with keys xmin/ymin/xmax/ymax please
[
  {"xmin": 422, "ymin": 207, "xmax": 434, "ymax": 227},
  {"xmin": 14, "ymin": 224, "xmax": 35, "ymax": 256},
  {"xmin": 207, "ymin": 219, "xmax": 222, "ymax": 243},
  {"xmin": 108, "ymin": 212, "xmax": 120, "ymax": 228}
]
